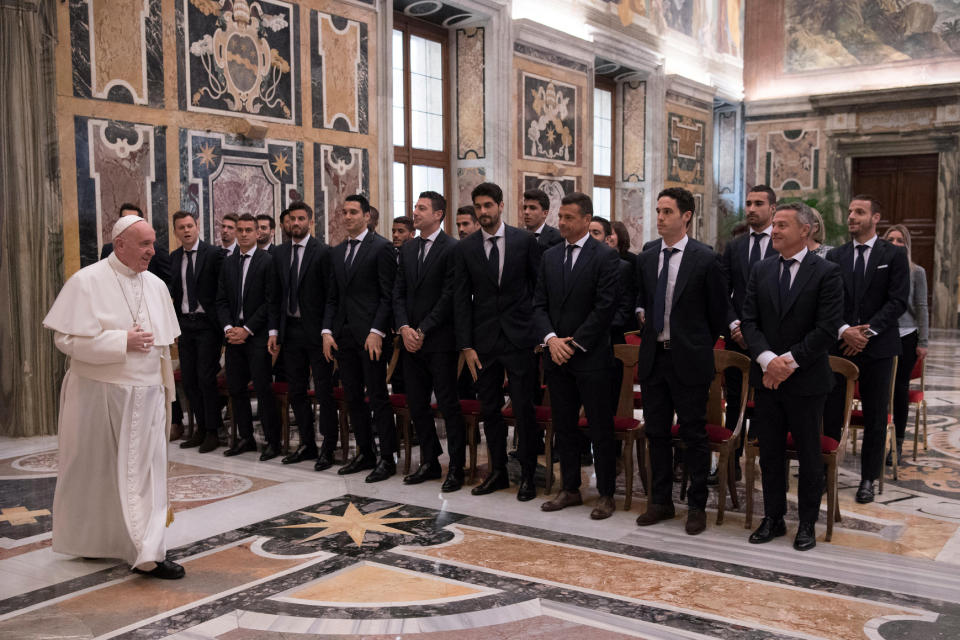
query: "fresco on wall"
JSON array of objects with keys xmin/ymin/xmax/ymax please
[
  {"xmin": 622, "ymin": 80, "xmax": 646, "ymax": 182},
  {"xmin": 179, "ymin": 129, "xmax": 302, "ymax": 246},
  {"xmin": 716, "ymin": 0, "xmax": 742, "ymax": 57},
  {"xmin": 75, "ymin": 117, "xmax": 167, "ymax": 267},
  {"xmin": 785, "ymin": 0, "xmax": 960, "ymax": 71},
  {"xmin": 311, "ymin": 10, "xmax": 368, "ymax": 133},
  {"xmin": 521, "ymin": 173, "xmax": 578, "ymax": 227},
  {"xmin": 666, "ymin": 112, "xmax": 706, "ymax": 186},
  {"xmin": 621, "ymin": 188, "xmax": 645, "ymax": 252},
  {"xmin": 315, "ymin": 144, "xmax": 370, "ymax": 246},
  {"xmin": 178, "ymin": 0, "xmax": 301, "ymax": 125},
  {"xmin": 70, "ymin": 0, "xmax": 164, "ymax": 106},
  {"xmin": 457, "ymin": 27, "xmax": 485, "ymax": 159},
  {"xmin": 766, "ymin": 129, "xmax": 819, "ymax": 191},
  {"xmin": 522, "ymin": 73, "xmax": 578, "ymax": 165},
  {"xmin": 457, "ymin": 167, "xmax": 486, "ymax": 208}
]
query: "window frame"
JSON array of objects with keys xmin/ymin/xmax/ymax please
[{"xmin": 592, "ymin": 77, "xmax": 616, "ymax": 220}]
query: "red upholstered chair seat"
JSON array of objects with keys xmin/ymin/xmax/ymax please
[
  {"xmin": 578, "ymin": 416, "xmax": 640, "ymax": 432},
  {"xmin": 908, "ymin": 389, "xmax": 924, "ymax": 402},
  {"xmin": 503, "ymin": 405, "xmax": 552, "ymax": 421},
  {"xmin": 216, "ymin": 375, "xmax": 227, "ymax": 389},
  {"xmin": 432, "ymin": 399, "xmax": 482, "ymax": 415},
  {"xmin": 633, "ymin": 391, "xmax": 642, "ymax": 409},
  {"xmin": 786, "ymin": 432, "xmax": 840, "ymax": 453},
  {"xmin": 670, "ymin": 423, "xmax": 733, "ymax": 443},
  {"xmin": 271, "ymin": 382, "xmax": 289, "ymax": 394},
  {"xmin": 333, "ymin": 387, "xmax": 345, "ymax": 400},
  {"xmin": 390, "ymin": 394, "xmax": 407, "ymax": 408}
]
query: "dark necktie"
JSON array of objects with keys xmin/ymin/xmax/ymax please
[
  {"xmin": 487, "ymin": 236, "xmax": 500, "ymax": 284},
  {"xmin": 654, "ymin": 248, "xmax": 678, "ymax": 335},
  {"xmin": 345, "ymin": 238, "xmax": 360, "ymax": 269},
  {"xmin": 185, "ymin": 250, "xmax": 198, "ymax": 312},
  {"xmin": 288, "ymin": 244, "xmax": 301, "ymax": 316},
  {"xmin": 779, "ymin": 257, "xmax": 796, "ymax": 305},
  {"xmin": 749, "ymin": 232, "xmax": 764, "ymax": 267},
  {"xmin": 237, "ymin": 254, "xmax": 249, "ymax": 321},
  {"xmin": 416, "ymin": 237, "xmax": 427, "ymax": 280},
  {"xmin": 853, "ymin": 244, "xmax": 868, "ymax": 305},
  {"xmin": 563, "ymin": 243, "xmax": 576, "ymax": 289}
]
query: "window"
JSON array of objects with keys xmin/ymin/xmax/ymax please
[
  {"xmin": 592, "ymin": 80, "xmax": 615, "ymax": 221},
  {"xmin": 393, "ymin": 15, "xmax": 449, "ymax": 224}
]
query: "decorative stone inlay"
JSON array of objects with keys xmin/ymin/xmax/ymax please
[
  {"xmin": 11, "ymin": 452, "xmax": 59, "ymax": 473},
  {"xmin": 168, "ymin": 473, "xmax": 252, "ymax": 502}
]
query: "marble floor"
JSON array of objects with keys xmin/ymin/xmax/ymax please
[{"xmin": 2, "ymin": 330, "xmax": 960, "ymax": 639}]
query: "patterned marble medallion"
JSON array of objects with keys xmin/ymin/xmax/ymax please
[
  {"xmin": 167, "ymin": 473, "xmax": 253, "ymax": 502},
  {"xmin": 11, "ymin": 452, "xmax": 59, "ymax": 474}
]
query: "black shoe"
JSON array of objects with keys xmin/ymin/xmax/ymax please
[
  {"xmin": 517, "ymin": 475, "xmax": 536, "ymax": 502},
  {"xmin": 471, "ymin": 469, "xmax": 510, "ymax": 495},
  {"xmin": 403, "ymin": 461, "xmax": 442, "ymax": 485},
  {"xmin": 793, "ymin": 521, "xmax": 817, "ymax": 551},
  {"xmin": 635, "ymin": 503, "xmax": 675, "ymax": 526},
  {"xmin": 198, "ymin": 432, "xmax": 220, "ymax": 454},
  {"xmin": 314, "ymin": 449, "xmax": 335, "ymax": 471},
  {"xmin": 855, "ymin": 479, "xmax": 875, "ymax": 504},
  {"xmin": 338, "ymin": 451, "xmax": 378, "ymax": 475},
  {"xmin": 685, "ymin": 508, "xmax": 707, "ymax": 535},
  {"xmin": 259, "ymin": 443, "xmax": 280, "ymax": 461},
  {"xmin": 366, "ymin": 457, "xmax": 397, "ymax": 483},
  {"xmin": 179, "ymin": 432, "xmax": 205, "ymax": 449},
  {"xmin": 749, "ymin": 516, "xmax": 787, "ymax": 544},
  {"xmin": 223, "ymin": 438, "xmax": 257, "ymax": 457},
  {"xmin": 282, "ymin": 444, "xmax": 318, "ymax": 465},
  {"xmin": 441, "ymin": 467, "xmax": 465, "ymax": 492},
  {"xmin": 133, "ymin": 559, "xmax": 185, "ymax": 580}
]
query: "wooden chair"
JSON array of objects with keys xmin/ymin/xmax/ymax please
[
  {"xmin": 386, "ymin": 336, "xmax": 413, "ymax": 475},
  {"xmin": 434, "ymin": 353, "xmax": 481, "ymax": 483},
  {"xmin": 847, "ymin": 356, "xmax": 898, "ymax": 491},
  {"xmin": 745, "ymin": 356, "xmax": 858, "ymax": 542},
  {"xmin": 503, "ymin": 386, "xmax": 554, "ymax": 492},
  {"xmin": 675, "ymin": 350, "xmax": 750, "ymax": 525},
  {"xmin": 909, "ymin": 354, "xmax": 928, "ymax": 460}
]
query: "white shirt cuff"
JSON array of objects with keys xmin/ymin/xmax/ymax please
[
  {"xmin": 268, "ymin": 330, "xmax": 278, "ymax": 337},
  {"xmin": 224, "ymin": 325, "xmax": 233, "ymax": 334},
  {"xmin": 729, "ymin": 319, "xmax": 741, "ymax": 332},
  {"xmin": 838, "ymin": 324, "xmax": 850, "ymax": 339},
  {"xmin": 544, "ymin": 332, "xmax": 557, "ymax": 343},
  {"xmin": 757, "ymin": 351, "xmax": 776, "ymax": 372},
  {"xmin": 783, "ymin": 351, "xmax": 799, "ymax": 369},
  {"xmin": 243, "ymin": 326, "xmax": 253, "ymax": 336},
  {"xmin": 321, "ymin": 329, "xmax": 332, "ymax": 335},
  {"xmin": 370, "ymin": 328, "xmax": 386, "ymax": 338}
]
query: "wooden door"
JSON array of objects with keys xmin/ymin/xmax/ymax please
[{"xmin": 851, "ymin": 154, "xmax": 937, "ymax": 307}]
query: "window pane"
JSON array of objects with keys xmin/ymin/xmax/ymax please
[
  {"xmin": 593, "ymin": 87, "xmax": 613, "ymax": 177},
  {"xmin": 412, "ymin": 165, "xmax": 444, "ymax": 199},
  {"xmin": 393, "ymin": 30, "xmax": 404, "ymax": 147},
  {"xmin": 393, "ymin": 162, "xmax": 407, "ymax": 220},
  {"xmin": 593, "ymin": 187, "xmax": 611, "ymax": 221},
  {"xmin": 410, "ymin": 34, "xmax": 443, "ymax": 151},
  {"xmin": 410, "ymin": 35, "xmax": 425, "ymax": 76}
]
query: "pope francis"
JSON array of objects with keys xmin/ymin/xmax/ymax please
[{"xmin": 43, "ymin": 216, "xmax": 185, "ymax": 579}]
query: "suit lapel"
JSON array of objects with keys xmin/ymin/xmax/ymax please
[
  {"xmin": 346, "ymin": 234, "xmax": 372, "ymax": 283},
  {"xmin": 738, "ymin": 235, "xmax": 752, "ymax": 284},
  {"xmin": 780, "ymin": 253, "xmax": 815, "ymax": 317},
  {"xmin": 194, "ymin": 243, "xmax": 207, "ymax": 281},
  {"xmin": 671, "ymin": 241, "xmax": 695, "ymax": 306},
  {"xmin": 643, "ymin": 239, "xmax": 661, "ymax": 306},
  {"xmin": 417, "ymin": 232, "xmax": 446, "ymax": 287},
  {"xmin": 765, "ymin": 259, "xmax": 782, "ymax": 317},
  {"xmin": 562, "ymin": 238, "xmax": 596, "ymax": 303},
  {"xmin": 863, "ymin": 240, "xmax": 883, "ymax": 291},
  {"xmin": 297, "ymin": 237, "xmax": 317, "ymax": 286}
]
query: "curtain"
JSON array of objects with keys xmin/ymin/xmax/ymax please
[{"xmin": 0, "ymin": 0, "xmax": 64, "ymax": 436}]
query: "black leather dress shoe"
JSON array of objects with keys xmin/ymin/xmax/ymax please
[
  {"xmin": 403, "ymin": 461, "xmax": 442, "ymax": 485},
  {"xmin": 793, "ymin": 521, "xmax": 817, "ymax": 551},
  {"xmin": 282, "ymin": 444, "xmax": 318, "ymax": 465},
  {"xmin": 133, "ymin": 559, "xmax": 185, "ymax": 580},
  {"xmin": 685, "ymin": 508, "xmax": 707, "ymax": 535},
  {"xmin": 855, "ymin": 479, "xmax": 875, "ymax": 504},
  {"xmin": 748, "ymin": 516, "xmax": 787, "ymax": 544},
  {"xmin": 516, "ymin": 475, "xmax": 536, "ymax": 502},
  {"xmin": 223, "ymin": 438, "xmax": 257, "ymax": 457},
  {"xmin": 198, "ymin": 432, "xmax": 220, "ymax": 454},
  {"xmin": 541, "ymin": 489, "xmax": 583, "ymax": 511},
  {"xmin": 441, "ymin": 467, "xmax": 464, "ymax": 492},
  {"xmin": 259, "ymin": 443, "xmax": 280, "ymax": 461},
  {"xmin": 338, "ymin": 451, "xmax": 378, "ymax": 475},
  {"xmin": 180, "ymin": 432, "xmax": 205, "ymax": 449},
  {"xmin": 365, "ymin": 458, "xmax": 397, "ymax": 483},
  {"xmin": 635, "ymin": 503, "xmax": 675, "ymax": 526},
  {"xmin": 314, "ymin": 449, "xmax": 335, "ymax": 471},
  {"xmin": 471, "ymin": 469, "xmax": 510, "ymax": 495}
]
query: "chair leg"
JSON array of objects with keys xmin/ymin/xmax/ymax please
[
  {"xmin": 544, "ymin": 423, "xmax": 553, "ymax": 494},
  {"xmin": 890, "ymin": 425, "xmax": 898, "ymax": 481},
  {"xmin": 716, "ymin": 450, "xmax": 728, "ymax": 526},
  {"xmin": 744, "ymin": 446, "xmax": 755, "ymax": 530},
  {"xmin": 922, "ymin": 401, "xmax": 928, "ymax": 451},
  {"xmin": 401, "ymin": 413, "xmax": 412, "ymax": 475},
  {"xmin": 636, "ymin": 434, "xmax": 649, "ymax": 495},
  {"xmin": 728, "ymin": 450, "xmax": 740, "ymax": 510},
  {"xmin": 468, "ymin": 417, "xmax": 478, "ymax": 484},
  {"xmin": 280, "ymin": 396, "xmax": 290, "ymax": 454},
  {"xmin": 623, "ymin": 435, "xmax": 634, "ymax": 511},
  {"xmin": 339, "ymin": 407, "xmax": 350, "ymax": 462},
  {"xmin": 878, "ymin": 430, "xmax": 888, "ymax": 494},
  {"xmin": 825, "ymin": 458, "xmax": 836, "ymax": 542},
  {"xmin": 913, "ymin": 403, "xmax": 920, "ymax": 460}
]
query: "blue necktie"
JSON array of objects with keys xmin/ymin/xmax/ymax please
[
  {"xmin": 749, "ymin": 232, "xmax": 764, "ymax": 267},
  {"xmin": 345, "ymin": 238, "xmax": 360, "ymax": 269},
  {"xmin": 779, "ymin": 257, "xmax": 795, "ymax": 305},
  {"xmin": 654, "ymin": 248, "xmax": 678, "ymax": 335},
  {"xmin": 563, "ymin": 244, "xmax": 576, "ymax": 289}
]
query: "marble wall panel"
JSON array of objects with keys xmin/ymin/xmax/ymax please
[
  {"xmin": 621, "ymin": 80, "xmax": 645, "ymax": 182},
  {"xmin": 666, "ymin": 111, "xmax": 706, "ymax": 186},
  {"xmin": 521, "ymin": 173, "xmax": 578, "ymax": 227},
  {"xmin": 74, "ymin": 116, "xmax": 167, "ymax": 267},
  {"xmin": 457, "ymin": 167, "xmax": 486, "ymax": 209},
  {"xmin": 69, "ymin": 0, "xmax": 163, "ymax": 106},
  {"xmin": 315, "ymin": 144, "xmax": 370, "ymax": 246},
  {"xmin": 620, "ymin": 187, "xmax": 644, "ymax": 252},
  {"xmin": 766, "ymin": 129, "xmax": 819, "ymax": 191},
  {"xmin": 179, "ymin": 130, "xmax": 302, "ymax": 245},
  {"xmin": 177, "ymin": 0, "xmax": 301, "ymax": 125},
  {"xmin": 745, "ymin": 135, "xmax": 758, "ymax": 189},
  {"xmin": 716, "ymin": 110, "xmax": 737, "ymax": 194},
  {"xmin": 457, "ymin": 27, "xmax": 485, "ymax": 159},
  {"xmin": 311, "ymin": 11, "xmax": 368, "ymax": 133},
  {"xmin": 521, "ymin": 72, "xmax": 578, "ymax": 165}
]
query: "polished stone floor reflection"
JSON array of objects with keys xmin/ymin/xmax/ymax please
[{"xmin": 1, "ymin": 330, "xmax": 959, "ymax": 639}]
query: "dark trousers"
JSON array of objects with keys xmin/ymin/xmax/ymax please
[
  {"xmin": 284, "ymin": 318, "xmax": 338, "ymax": 452},
  {"xmin": 824, "ymin": 354, "xmax": 894, "ymax": 481},
  {"xmin": 893, "ymin": 331, "xmax": 919, "ymax": 441},
  {"xmin": 405, "ymin": 349, "xmax": 466, "ymax": 468},
  {"xmin": 755, "ymin": 388, "xmax": 826, "ymax": 523},
  {"xmin": 337, "ymin": 330, "xmax": 396, "ymax": 458},
  {"xmin": 457, "ymin": 366, "xmax": 476, "ymax": 399},
  {"xmin": 475, "ymin": 335, "xmax": 538, "ymax": 473},
  {"xmin": 225, "ymin": 338, "xmax": 280, "ymax": 446},
  {"xmin": 641, "ymin": 347, "xmax": 711, "ymax": 509},
  {"xmin": 724, "ymin": 340, "xmax": 751, "ymax": 463},
  {"xmin": 178, "ymin": 317, "xmax": 224, "ymax": 434},
  {"xmin": 547, "ymin": 365, "xmax": 617, "ymax": 496}
]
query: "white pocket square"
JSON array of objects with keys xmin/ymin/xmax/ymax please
[{"xmin": 877, "ymin": 264, "xmax": 889, "ymax": 269}]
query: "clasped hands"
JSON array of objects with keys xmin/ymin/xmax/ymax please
[
  {"xmin": 225, "ymin": 326, "xmax": 250, "ymax": 345},
  {"xmin": 762, "ymin": 355, "xmax": 794, "ymax": 390},
  {"xmin": 126, "ymin": 324, "xmax": 154, "ymax": 352},
  {"xmin": 840, "ymin": 324, "xmax": 871, "ymax": 356},
  {"xmin": 400, "ymin": 326, "xmax": 423, "ymax": 353},
  {"xmin": 546, "ymin": 336, "xmax": 576, "ymax": 366}
]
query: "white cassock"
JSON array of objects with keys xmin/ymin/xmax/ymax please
[{"xmin": 43, "ymin": 252, "xmax": 180, "ymax": 567}]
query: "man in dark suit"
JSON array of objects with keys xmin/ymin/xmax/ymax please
[
  {"xmin": 717, "ymin": 185, "xmax": 779, "ymax": 484},
  {"xmin": 535, "ymin": 193, "xmax": 621, "ymax": 519},
  {"xmin": 101, "ymin": 203, "xmax": 171, "ymax": 283},
  {"xmin": 169, "ymin": 211, "xmax": 225, "ymax": 453},
  {"xmin": 393, "ymin": 191, "xmax": 467, "ymax": 491},
  {"xmin": 741, "ymin": 202, "xmax": 843, "ymax": 551},
  {"xmin": 266, "ymin": 202, "xmax": 338, "ymax": 469},
  {"xmin": 455, "ymin": 182, "xmax": 541, "ymax": 500},
  {"xmin": 634, "ymin": 187, "xmax": 727, "ymax": 535},
  {"xmin": 522, "ymin": 189, "xmax": 562, "ymax": 254},
  {"xmin": 824, "ymin": 195, "xmax": 909, "ymax": 503},
  {"xmin": 456, "ymin": 205, "xmax": 481, "ymax": 239},
  {"xmin": 220, "ymin": 213, "xmax": 238, "ymax": 256},
  {"xmin": 322, "ymin": 194, "xmax": 398, "ymax": 482},
  {"xmin": 256, "ymin": 214, "xmax": 277, "ymax": 254},
  {"xmin": 215, "ymin": 214, "xmax": 281, "ymax": 459}
]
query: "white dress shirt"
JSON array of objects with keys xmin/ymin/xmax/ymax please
[
  {"xmin": 543, "ymin": 232, "xmax": 589, "ymax": 344},
  {"xmin": 636, "ymin": 235, "xmax": 688, "ymax": 342},
  {"xmin": 179, "ymin": 240, "xmax": 204, "ymax": 314},
  {"xmin": 222, "ymin": 240, "xmax": 237, "ymax": 256},
  {"xmin": 837, "ymin": 234, "xmax": 877, "ymax": 338},
  {"xmin": 418, "ymin": 226, "xmax": 442, "ymax": 261},
  {"xmin": 756, "ymin": 246, "xmax": 807, "ymax": 372},
  {"xmin": 481, "ymin": 222, "xmax": 506, "ymax": 284}
]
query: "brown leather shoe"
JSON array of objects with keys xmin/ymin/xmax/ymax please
[
  {"xmin": 685, "ymin": 508, "xmax": 707, "ymax": 535},
  {"xmin": 541, "ymin": 490, "xmax": 583, "ymax": 512},
  {"xmin": 590, "ymin": 496, "xmax": 616, "ymax": 520},
  {"xmin": 635, "ymin": 503, "xmax": 676, "ymax": 526}
]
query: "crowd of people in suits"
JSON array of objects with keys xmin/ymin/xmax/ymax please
[{"xmin": 112, "ymin": 175, "xmax": 927, "ymax": 552}]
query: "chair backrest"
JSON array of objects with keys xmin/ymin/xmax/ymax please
[
  {"xmin": 910, "ymin": 353, "xmax": 925, "ymax": 385},
  {"xmin": 613, "ymin": 343, "xmax": 641, "ymax": 419},
  {"xmin": 712, "ymin": 349, "xmax": 751, "ymax": 440},
  {"xmin": 829, "ymin": 355, "xmax": 859, "ymax": 464},
  {"xmin": 386, "ymin": 335, "xmax": 402, "ymax": 383}
]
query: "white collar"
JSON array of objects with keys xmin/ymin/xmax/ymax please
[
  {"xmin": 292, "ymin": 233, "xmax": 310, "ymax": 248},
  {"xmin": 348, "ymin": 228, "xmax": 368, "ymax": 243},
  {"xmin": 566, "ymin": 232, "xmax": 589, "ymax": 249},
  {"xmin": 239, "ymin": 246, "xmax": 257, "ymax": 258},
  {"xmin": 481, "ymin": 222, "xmax": 505, "ymax": 241},
  {"xmin": 420, "ymin": 227, "xmax": 442, "ymax": 243},
  {"xmin": 534, "ymin": 222, "xmax": 547, "ymax": 235},
  {"xmin": 663, "ymin": 234, "xmax": 689, "ymax": 252},
  {"xmin": 183, "ymin": 240, "xmax": 200, "ymax": 252},
  {"xmin": 752, "ymin": 224, "xmax": 773, "ymax": 237},
  {"xmin": 107, "ymin": 252, "xmax": 138, "ymax": 277},
  {"xmin": 223, "ymin": 240, "xmax": 237, "ymax": 252},
  {"xmin": 781, "ymin": 246, "xmax": 808, "ymax": 262},
  {"xmin": 854, "ymin": 235, "xmax": 877, "ymax": 249}
]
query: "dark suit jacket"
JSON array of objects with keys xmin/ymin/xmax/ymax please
[
  {"xmin": 454, "ymin": 225, "xmax": 541, "ymax": 353},
  {"xmin": 169, "ymin": 240, "xmax": 225, "ymax": 332},
  {"xmin": 535, "ymin": 224, "xmax": 563, "ymax": 254},
  {"xmin": 826, "ymin": 239, "xmax": 909, "ymax": 359},
  {"xmin": 393, "ymin": 230, "xmax": 457, "ymax": 353},
  {"xmin": 635, "ymin": 237, "xmax": 727, "ymax": 385},
  {"xmin": 613, "ymin": 256, "xmax": 638, "ymax": 330},
  {"xmin": 741, "ymin": 252, "xmax": 843, "ymax": 395},
  {"xmin": 215, "ymin": 247, "xmax": 279, "ymax": 342},
  {"xmin": 533, "ymin": 236, "xmax": 621, "ymax": 372},
  {"xmin": 323, "ymin": 232, "xmax": 396, "ymax": 345},
  {"xmin": 102, "ymin": 241, "xmax": 171, "ymax": 284},
  {"xmin": 274, "ymin": 236, "xmax": 332, "ymax": 345},
  {"xmin": 721, "ymin": 231, "xmax": 778, "ymax": 326}
]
